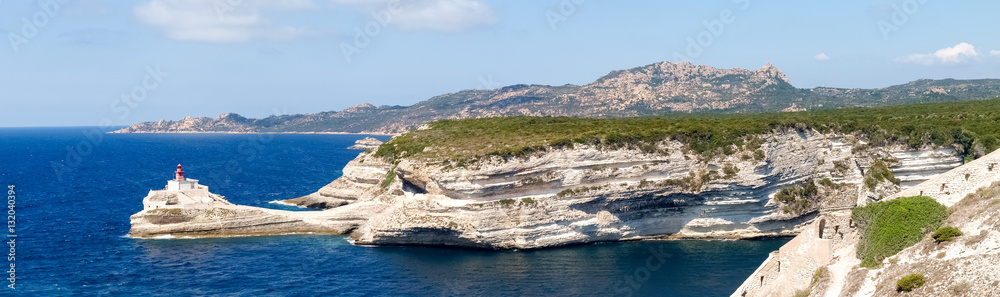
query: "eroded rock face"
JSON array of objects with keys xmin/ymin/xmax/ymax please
[
  {"xmin": 130, "ymin": 128, "xmax": 967, "ymax": 247},
  {"xmin": 283, "ymin": 153, "xmax": 392, "ymax": 209},
  {"xmin": 347, "ymin": 137, "xmax": 383, "ymax": 150},
  {"xmin": 128, "ymin": 187, "xmax": 374, "ymax": 238},
  {"xmin": 283, "ymin": 130, "xmax": 964, "ymax": 249},
  {"xmin": 733, "ymin": 148, "xmax": 1000, "ymax": 297},
  {"xmin": 129, "ymin": 206, "xmax": 344, "ymax": 238}
]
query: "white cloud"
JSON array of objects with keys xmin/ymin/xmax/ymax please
[
  {"xmin": 134, "ymin": 0, "xmax": 315, "ymax": 43},
  {"xmin": 332, "ymin": 0, "xmax": 497, "ymax": 32},
  {"xmin": 814, "ymin": 53, "xmax": 830, "ymax": 61},
  {"xmin": 136, "ymin": 0, "xmax": 497, "ymax": 42},
  {"xmin": 394, "ymin": 0, "xmax": 496, "ymax": 32},
  {"xmin": 896, "ymin": 42, "xmax": 979, "ymax": 65},
  {"xmin": 992, "ymin": 50, "xmax": 1000, "ymax": 56}
]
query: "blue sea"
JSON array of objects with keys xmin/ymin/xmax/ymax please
[{"xmin": 0, "ymin": 127, "xmax": 788, "ymax": 296}]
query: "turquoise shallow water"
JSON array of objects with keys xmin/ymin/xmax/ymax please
[{"xmin": 0, "ymin": 127, "xmax": 788, "ymax": 296}]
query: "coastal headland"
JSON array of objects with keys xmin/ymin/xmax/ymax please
[{"xmin": 131, "ymin": 99, "xmax": 1000, "ymax": 252}]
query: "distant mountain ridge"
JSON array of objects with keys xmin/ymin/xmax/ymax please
[{"xmin": 113, "ymin": 61, "xmax": 1000, "ymax": 134}]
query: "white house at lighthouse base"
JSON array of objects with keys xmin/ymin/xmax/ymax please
[
  {"xmin": 143, "ymin": 170, "xmax": 232, "ymax": 211},
  {"xmin": 166, "ymin": 178, "xmax": 204, "ymax": 191}
]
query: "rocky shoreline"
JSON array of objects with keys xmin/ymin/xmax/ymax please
[{"xmin": 129, "ymin": 128, "xmax": 965, "ymax": 250}]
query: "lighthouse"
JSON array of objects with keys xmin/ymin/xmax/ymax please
[
  {"xmin": 143, "ymin": 164, "xmax": 224, "ymax": 210},
  {"xmin": 175, "ymin": 164, "xmax": 184, "ymax": 181},
  {"xmin": 166, "ymin": 164, "xmax": 202, "ymax": 191}
]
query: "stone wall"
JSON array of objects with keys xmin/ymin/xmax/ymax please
[
  {"xmin": 731, "ymin": 214, "xmax": 845, "ymax": 297},
  {"xmin": 892, "ymin": 148, "xmax": 1000, "ymax": 206}
]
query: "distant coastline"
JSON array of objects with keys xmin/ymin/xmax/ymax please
[
  {"xmin": 107, "ymin": 130, "xmax": 396, "ymax": 136},
  {"xmin": 113, "ymin": 61, "xmax": 1000, "ymax": 136}
]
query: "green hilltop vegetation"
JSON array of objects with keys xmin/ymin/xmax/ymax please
[
  {"xmin": 852, "ymin": 196, "xmax": 948, "ymax": 268},
  {"xmin": 375, "ymin": 98, "xmax": 1000, "ymax": 163}
]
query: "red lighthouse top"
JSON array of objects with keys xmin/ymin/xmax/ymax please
[{"xmin": 175, "ymin": 164, "xmax": 185, "ymax": 181}]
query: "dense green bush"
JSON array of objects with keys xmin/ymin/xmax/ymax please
[
  {"xmin": 932, "ymin": 226, "xmax": 963, "ymax": 242},
  {"xmin": 896, "ymin": 274, "xmax": 926, "ymax": 292},
  {"xmin": 863, "ymin": 161, "xmax": 901, "ymax": 190},
  {"xmin": 375, "ymin": 98, "xmax": 1000, "ymax": 163},
  {"xmin": 722, "ymin": 164, "xmax": 739, "ymax": 178},
  {"xmin": 774, "ymin": 180, "xmax": 819, "ymax": 214},
  {"xmin": 852, "ymin": 196, "xmax": 948, "ymax": 268},
  {"xmin": 833, "ymin": 160, "xmax": 852, "ymax": 174},
  {"xmin": 818, "ymin": 177, "xmax": 841, "ymax": 189}
]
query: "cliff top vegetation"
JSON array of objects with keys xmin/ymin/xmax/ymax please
[
  {"xmin": 852, "ymin": 195, "xmax": 948, "ymax": 268},
  {"xmin": 375, "ymin": 98, "xmax": 1000, "ymax": 163}
]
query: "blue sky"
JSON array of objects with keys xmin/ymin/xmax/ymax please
[{"xmin": 2, "ymin": 0, "xmax": 999, "ymax": 127}]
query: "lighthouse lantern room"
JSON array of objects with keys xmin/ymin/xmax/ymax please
[{"xmin": 166, "ymin": 164, "xmax": 203, "ymax": 191}]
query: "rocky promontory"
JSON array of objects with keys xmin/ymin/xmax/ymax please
[
  {"xmin": 347, "ymin": 137, "xmax": 384, "ymax": 150},
  {"xmin": 128, "ymin": 169, "xmax": 363, "ymax": 238}
]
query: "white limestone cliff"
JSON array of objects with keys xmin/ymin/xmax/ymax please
[
  {"xmin": 129, "ymin": 129, "xmax": 967, "ymax": 249},
  {"xmin": 282, "ymin": 129, "xmax": 962, "ymax": 249},
  {"xmin": 732, "ymin": 148, "xmax": 1000, "ymax": 297}
]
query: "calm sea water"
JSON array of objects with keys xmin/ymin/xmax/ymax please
[{"xmin": 0, "ymin": 127, "xmax": 788, "ymax": 296}]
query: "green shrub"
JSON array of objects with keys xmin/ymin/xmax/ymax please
[
  {"xmin": 380, "ymin": 170, "xmax": 397, "ymax": 188},
  {"xmin": 521, "ymin": 198, "xmax": 535, "ymax": 204},
  {"xmin": 818, "ymin": 177, "xmax": 839, "ymax": 189},
  {"xmin": 852, "ymin": 196, "xmax": 947, "ymax": 268},
  {"xmin": 896, "ymin": 274, "xmax": 926, "ymax": 292},
  {"xmin": 833, "ymin": 160, "xmax": 852, "ymax": 174},
  {"xmin": 793, "ymin": 267, "xmax": 829, "ymax": 297},
  {"xmin": 701, "ymin": 170, "xmax": 720, "ymax": 184},
  {"xmin": 722, "ymin": 164, "xmax": 739, "ymax": 178},
  {"xmin": 638, "ymin": 142, "xmax": 659, "ymax": 154},
  {"xmin": 774, "ymin": 179, "xmax": 820, "ymax": 214},
  {"xmin": 932, "ymin": 226, "xmax": 963, "ymax": 242},
  {"xmin": 812, "ymin": 267, "xmax": 829, "ymax": 283},
  {"xmin": 863, "ymin": 161, "xmax": 900, "ymax": 190}
]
